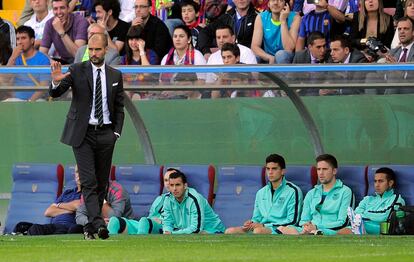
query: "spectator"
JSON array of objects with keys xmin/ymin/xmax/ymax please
[
  {"xmin": 76, "ymin": 180, "xmax": 134, "ymax": 235},
  {"xmin": 24, "ymin": 0, "xmax": 55, "ymax": 49},
  {"xmin": 251, "ymin": 0, "xmax": 269, "ymax": 12},
  {"xmin": 225, "ymin": 154, "xmax": 303, "ymax": 234},
  {"xmin": 163, "ymin": 171, "xmax": 226, "ymax": 234},
  {"xmin": 297, "ymin": 0, "xmax": 349, "ymax": 16},
  {"xmin": 350, "ymin": 0, "xmax": 394, "ymax": 56},
  {"xmin": 132, "ymin": 0, "xmax": 173, "ymax": 60},
  {"xmin": 344, "ymin": 167, "xmax": 405, "ymax": 235},
  {"xmin": 296, "ymin": 0, "xmax": 346, "ymax": 51},
  {"xmin": 278, "ymin": 154, "xmax": 353, "ymax": 235},
  {"xmin": 94, "ymin": 0, "xmax": 130, "ymax": 55},
  {"xmin": 13, "ymin": 165, "xmax": 82, "ymax": 235},
  {"xmin": 181, "ymin": 0, "xmax": 205, "ymax": 50},
  {"xmin": 384, "ymin": 16, "xmax": 414, "ymax": 94},
  {"xmin": 293, "ymin": 31, "xmax": 330, "ymax": 64},
  {"xmin": 73, "ymin": 23, "xmax": 120, "ymax": 65},
  {"xmin": 18, "ymin": 0, "xmax": 51, "ymax": 27},
  {"xmin": 0, "ymin": 29, "xmax": 12, "ymax": 65},
  {"xmin": 207, "ymin": 25, "xmax": 257, "ymax": 65},
  {"xmin": 160, "ymin": 25, "xmax": 206, "ymax": 99},
  {"xmin": 323, "ymin": 34, "xmax": 367, "ymax": 95},
  {"xmin": 68, "ymin": 0, "xmax": 94, "ymax": 17},
  {"xmin": 198, "ymin": 0, "xmax": 258, "ymax": 59},
  {"xmin": 391, "ymin": 0, "xmax": 414, "ymax": 49},
  {"xmin": 107, "ymin": 168, "xmax": 175, "ymax": 235},
  {"xmin": 7, "ymin": 26, "xmax": 50, "ymax": 102},
  {"xmin": 121, "ymin": 26, "xmax": 159, "ymax": 100},
  {"xmin": 251, "ymin": 0, "xmax": 300, "ymax": 64},
  {"xmin": 119, "ymin": 0, "xmax": 136, "ymax": 23},
  {"xmin": 40, "ymin": 0, "xmax": 89, "ymax": 64},
  {"xmin": 0, "ymin": 17, "xmax": 17, "ymax": 48}
]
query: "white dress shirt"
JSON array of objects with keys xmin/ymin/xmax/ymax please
[{"xmin": 90, "ymin": 63, "xmax": 111, "ymax": 125}]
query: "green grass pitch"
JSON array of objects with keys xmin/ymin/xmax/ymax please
[{"xmin": 1, "ymin": 234, "xmax": 414, "ymax": 262}]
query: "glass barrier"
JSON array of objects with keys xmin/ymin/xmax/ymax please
[{"xmin": 1, "ymin": 64, "xmax": 414, "ymax": 194}]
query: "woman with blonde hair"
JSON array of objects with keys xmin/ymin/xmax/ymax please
[{"xmin": 350, "ymin": 0, "xmax": 394, "ymax": 52}]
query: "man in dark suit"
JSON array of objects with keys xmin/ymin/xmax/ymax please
[
  {"xmin": 292, "ymin": 31, "xmax": 330, "ymax": 96},
  {"xmin": 323, "ymin": 34, "xmax": 368, "ymax": 95},
  {"xmin": 49, "ymin": 33, "xmax": 124, "ymax": 240},
  {"xmin": 384, "ymin": 16, "xmax": 414, "ymax": 94}
]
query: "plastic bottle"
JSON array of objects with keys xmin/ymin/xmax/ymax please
[{"xmin": 396, "ymin": 210, "xmax": 405, "ymax": 234}]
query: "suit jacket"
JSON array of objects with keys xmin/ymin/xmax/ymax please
[
  {"xmin": 49, "ymin": 61, "xmax": 125, "ymax": 147},
  {"xmin": 390, "ymin": 44, "xmax": 414, "ymax": 62},
  {"xmin": 292, "ymin": 49, "xmax": 330, "ymax": 64}
]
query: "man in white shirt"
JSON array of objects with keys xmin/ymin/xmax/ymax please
[{"xmin": 24, "ymin": 0, "xmax": 54, "ymax": 49}]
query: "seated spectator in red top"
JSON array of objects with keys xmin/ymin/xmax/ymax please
[
  {"xmin": 181, "ymin": 0, "xmax": 205, "ymax": 51},
  {"xmin": 40, "ymin": 0, "xmax": 89, "ymax": 64}
]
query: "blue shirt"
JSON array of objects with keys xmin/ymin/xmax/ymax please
[
  {"xmin": 14, "ymin": 51, "xmax": 50, "ymax": 100},
  {"xmin": 51, "ymin": 187, "xmax": 81, "ymax": 225},
  {"xmin": 260, "ymin": 10, "xmax": 296, "ymax": 56}
]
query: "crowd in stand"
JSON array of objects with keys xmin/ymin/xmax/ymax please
[{"xmin": 0, "ymin": 0, "xmax": 414, "ymax": 100}]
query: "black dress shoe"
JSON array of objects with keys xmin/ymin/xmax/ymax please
[
  {"xmin": 97, "ymin": 226, "xmax": 109, "ymax": 240},
  {"xmin": 84, "ymin": 231, "xmax": 95, "ymax": 240}
]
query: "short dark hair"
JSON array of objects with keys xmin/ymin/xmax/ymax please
[
  {"xmin": 221, "ymin": 42, "xmax": 240, "ymax": 57},
  {"xmin": 397, "ymin": 16, "xmax": 414, "ymax": 29},
  {"xmin": 307, "ymin": 31, "xmax": 325, "ymax": 46},
  {"xmin": 16, "ymin": 25, "xmax": 35, "ymax": 39},
  {"xmin": 126, "ymin": 25, "xmax": 144, "ymax": 39},
  {"xmin": 216, "ymin": 24, "xmax": 234, "ymax": 36},
  {"xmin": 331, "ymin": 34, "xmax": 352, "ymax": 50},
  {"xmin": 180, "ymin": 0, "xmax": 200, "ymax": 13},
  {"xmin": 316, "ymin": 154, "xmax": 338, "ymax": 168},
  {"xmin": 266, "ymin": 154, "xmax": 286, "ymax": 169},
  {"xmin": 94, "ymin": 0, "xmax": 121, "ymax": 20},
  {"xmin": 51, "ymin": 0, "xmax": 69, "ymax": 6},
  {"xmin": 375, "ymin": 167, "xmax": 396, "ymax": 187},
  {"xmin": 168, "ymin": 169, "xmax": 187, "ymax": 184}
]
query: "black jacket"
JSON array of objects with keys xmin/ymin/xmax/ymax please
[{"xmin": 198, "ymin": 4, "xmax": 258, "ymax": 55}]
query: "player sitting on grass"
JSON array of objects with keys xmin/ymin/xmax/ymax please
[
  {"xmin": 278, "ymin": 154, "xmax": 353, "ymax": 235},
  {"xmin": 163, "ymin": 170, "xmax": 226, "ymax": 234},
  {"xmin": 343, "ymin": 167, "xmax": 405, "ymax": 235},
  {"xmin": 225, "ymin": 153, "xmax": 303, "ymax": 234}
]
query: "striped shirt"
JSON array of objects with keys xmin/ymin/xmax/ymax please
[{"xmin": 299, "ymin": 10, "xmax": 333, "ymax": 46}]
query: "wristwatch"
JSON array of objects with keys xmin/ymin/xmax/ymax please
[{"xmin": 59, "ymin": 32, "xmax": 66, "ymax": 38}]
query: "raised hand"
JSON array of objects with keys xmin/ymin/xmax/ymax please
[
  {"xmin": 280, "ymin": 3, "xmax": 291, "ymax": 22},
  {"xmin": 52, "ymin": 17, "xmax": 65, "ymax": 35},
  {"xmin": 51, "ymin": 61, "xmax": 70, "ymax": 84}
]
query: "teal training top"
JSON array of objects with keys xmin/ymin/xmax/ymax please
[
  {"xmin": 252, "ymin": 177, "xmax": 303, "ymax": 227},
  {"xmin": 355, "ymin": 189, "xmax": 405, "ymax": 233},
  {"xmin": 148, "ymin": 193, "xmax": 169, "ymax": 220},
  {"xmin": 162, "ymin": 187, "xmax": 226, "ymax": 234},
  {"xmin": 300, "ymin": 179, "xmax": 353, "ymax": 230}
]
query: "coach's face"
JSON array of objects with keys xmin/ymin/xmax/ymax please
[{"xmin": 88, "ymin": 35, "xmax": 107, "ymax": 66}]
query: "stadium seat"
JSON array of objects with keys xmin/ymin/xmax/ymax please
[
  {"xmin": 367, "ymin": 165, "xmax": 414, "ymax": 205},
  {"xmin": 114, "ymin": 165, "xmax": 163, "ymax": 218},
  {"xmin": 165, "ymin": 164, "xmax": 215, "ymax": 206},
  {"xmin": 4, "ymin": 163, "xmax": 64, "ymax": 234},
  {"xmin": 214, "ymin": 165, "xmax": 265, "ymax": 228},
  {"xmin": 64, "ymin": 165, "xmax": 116, "ymax": 189},
  {"xmin": 262, "ymin": 165, "xmax": 316, "ymax": 195},
  {"xmin": 335, "ymin": 166, "xmax": 367, "ymax": 206}
]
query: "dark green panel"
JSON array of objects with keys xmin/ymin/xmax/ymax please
[{"xmin": 1, "ymin": 95, "xmax": 413, "ymax": 193}]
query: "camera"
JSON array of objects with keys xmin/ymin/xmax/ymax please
[{"xmin": 365, "ymin": 37, "xmax": 388, "ymax": 54}]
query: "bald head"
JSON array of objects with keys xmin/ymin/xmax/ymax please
[{"xmin": 88, "ymin": 33, "xmax": 108, "ymax": 48}]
